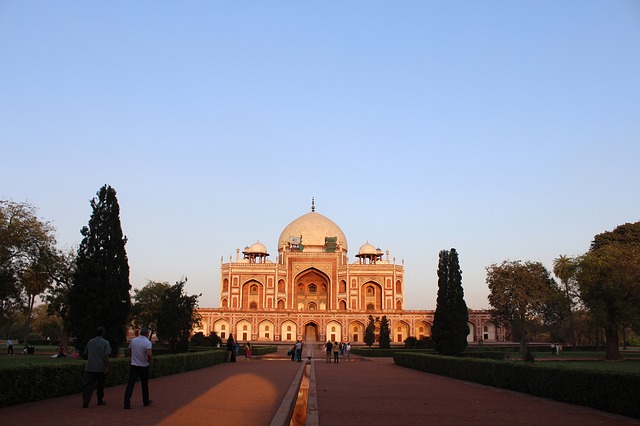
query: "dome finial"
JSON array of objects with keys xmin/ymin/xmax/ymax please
[{"xmin": 311, "ymin": 197, "xmax": 315, "ymax": 212}]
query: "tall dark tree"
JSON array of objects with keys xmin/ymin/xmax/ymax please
[
  {"xmin": 379, "ymin": 315, "xmax": 391, "ymax": 349},
  {"xmin": 432, "ymin": 249, "xmax": 469, "ymax": 355},
  {"xmin": 364, "ymin": 314, "xmax": 376, "ymax": 348},
  {"xmin": 68, "ymin": 185, "xmax": 131, "ymax": 355},
  {"xmin": 156, "ymin": 277, "xmax": 201, "ymax": 353}
]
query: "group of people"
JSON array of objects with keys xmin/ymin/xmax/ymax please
[
  {"xmin": 225, "ymin": 334, "xmax": 252, "ymax": 362},
  {"xmin": 325, "ymin": 341, "xmax": 351, "ymax": 363},
  {"xmin": 82, "ymin": 326, "xmax": 153, "ymax": 409},
  {"xmin": 289, "ymin": 339, "xmax": 304, "ymax": 362},
  {"xmin": 5, "ymin": 338, "xmax": 35, "ymax": 355},
  {"xmin": 551, "ymin": 343, "xmax": 563, "ymax": 355}
]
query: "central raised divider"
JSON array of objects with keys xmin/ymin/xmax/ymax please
[{"xmin": 270, "ymin": 346, "xmax": 320, "ymax": 426}]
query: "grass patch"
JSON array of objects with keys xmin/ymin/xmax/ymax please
[{"xmin": 539, "ymin": 360, "xmax": 640, "ymax": 373}]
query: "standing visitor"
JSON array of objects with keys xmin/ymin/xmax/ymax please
[
  {"xmin": 346, "ymin": 342, "xmax": 352, "ymax": 360},
  {"xmin": 82, "ymin": 327, "xmax": 110, "ymax": 408},
  {"xmin": 6, "ymin": 337, "xmax": 14, "ymax": 355},
  {"xmin": 333, "ymin": 341, "xmax": 340, "ymax": 364},
  {"xmin": 227, "ymin": 334, "xmax": 236, "ymax": 362},
  {"xmin": 325, "ymin": 341, "xmax": 333, "ymax": 363},
  {"xmin": 295, "ymin": 339, "xmax": 303, "ymax": 362},
  {"xmin": 244, "ymin": 342, "xmax": 252, "ymax": 361},
  {"xmin": 124, "ymin": 328, "xmax": 153, "ymax": 409}
]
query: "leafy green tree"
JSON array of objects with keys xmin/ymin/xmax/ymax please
[
  {"xmin": 156, "ymin": 277, "xmax": 201, "ymax": 353},
  {"xmin": 44, "ymin": 248, "xmax": 76, "ymax": 349},
  {"xmin": 576, "ymin": 231, "xmax": 640, "ymax": 360},
  {"xmin": 590, "ymin": 222, "xmax": 640, "ymax": 251},
  {"xmin": 190, "ymin": 331, "xmax": 222, "ymax": 347},
  {"xmin": 379, "ymin": 315, "xmax": 391, "ymax": 349},
  {"xmin": 0, "ymin": 200, "xmax": 58, "ymax": 340},
  {"xmin": 68, "ymin": 185, "xmax": 131, "ymax": 355},
  {"xmin": 130, "ymin": 280, "xmax": 171, "ymax": 340},
  {"xmin": 432, "ymin": 248, "xmax": 469, "ymax": 355},
  {"xmin": 31, "ymin": 303, "xmax": 63, "ymax": 341},
  {"xmin": 487, "ymin": 260, "xmax": 565, "ymax": 354},
  {"xmin": 364, "ymin": 314, "xmax": 376, "ymax": 348}
]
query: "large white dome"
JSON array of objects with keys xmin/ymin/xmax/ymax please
[{"xmin": 278, "ymin": 211, "xmax": 348, "ymax": 252}]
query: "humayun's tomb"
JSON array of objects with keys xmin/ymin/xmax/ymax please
[{"xmin": 196, "ymin": 201, "xmax": 506, "ymax": 345}]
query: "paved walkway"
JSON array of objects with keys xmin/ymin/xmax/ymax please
[{"xmin": 2, "ymin": 348, "xmax": 639, "ymax": 425}]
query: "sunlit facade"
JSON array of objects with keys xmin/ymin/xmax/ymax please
[{"xmin": 197, "ymin": 201, "xmax": 505, "ymax": 344}]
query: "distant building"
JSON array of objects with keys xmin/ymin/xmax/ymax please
[{"xmin": 197, "ymin": 201, "xmax": 505, "ymax": 344}]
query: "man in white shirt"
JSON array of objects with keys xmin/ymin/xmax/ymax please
[{"xmin": 123, "ymin": 327, "xmax": 153, "ymax": 409}]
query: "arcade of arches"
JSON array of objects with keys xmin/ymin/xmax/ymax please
[{"xmin": 197, "ymin": 205, "xmax": 505, "ymax": 345}]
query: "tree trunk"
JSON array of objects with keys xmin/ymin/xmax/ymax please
[
  {"xmin": 604, "ymin": 325, "xmax": 621, "ymax": 360},
  {"xmin": 22, "ymin": 293, "xmax": 37, "ymax": 344},
  {"xmin": 519, "ymin": 329, "xmax": 529, "ymax": 358}
]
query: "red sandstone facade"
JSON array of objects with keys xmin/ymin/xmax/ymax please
[{"xmin": 196, "ymin": 202, "xmax": 505, "ymax": 344}]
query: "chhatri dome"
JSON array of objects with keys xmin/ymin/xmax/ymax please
[{"xmin": 278, "ymin": 199, "xmax": 348, "ymax": 253}]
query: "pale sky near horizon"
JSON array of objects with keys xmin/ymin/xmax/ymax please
[{"xmin": 2, "ymin": 1, "xmax": 639, "ymax": 310}]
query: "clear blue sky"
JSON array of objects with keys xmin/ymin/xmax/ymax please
[{"xmin": 2, "ymin": 1, "xmax": 639, "ymax": 310}]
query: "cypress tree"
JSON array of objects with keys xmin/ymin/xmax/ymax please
[
  {"xmin": 364, "ymin": 314, "xmax": 376, "ymax": 348},
  {"xmin": 68, "ymin": 185, "xmax": 131, "ymax": 355},
  {"xmin": 432, "ymin": 248, "xmax": 469, "ymax": 355},
  {"xmin": 379, "ymin": 315, "xmax": 391, "ymax": 349}
]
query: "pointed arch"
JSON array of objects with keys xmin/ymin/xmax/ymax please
[
  {"xmin": 241, "ymin": 280, "xmax": 264, "ymax": 309},
  {"xmin": 360, "ymin": 281, "xmax": 383, "ymax": 310},
  {"xmin": 294, "ymin": 267, "xmax": 331, "ymax": 312}
]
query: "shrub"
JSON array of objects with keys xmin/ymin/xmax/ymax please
[{"xmin": 393, "ymin": 352, "xmax": 640, "ymax": 419}]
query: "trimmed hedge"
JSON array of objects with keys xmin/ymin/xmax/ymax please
[
  {"xmin": 0, "ymin": 349, "xmax": 228, "ymax": 408},
  {"xmin": 393, "ymin": 352, "xmax": 640, "ymax": 419},
  {"xmin": 351, "ymin": 347, "xmax": 435, "ymax": 357}
]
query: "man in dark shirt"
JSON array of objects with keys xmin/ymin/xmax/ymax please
[{"xmin": 82, "ymin": 327, "xmax": 111, "ymax": 408}]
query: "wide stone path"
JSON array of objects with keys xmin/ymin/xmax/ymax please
[{"xmin": 2, "ymin": 348, "xmax": 639, "ymax": 425}]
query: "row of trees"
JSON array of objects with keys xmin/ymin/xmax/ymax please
[
  {"xmin": 1, "ymin": 186, "xmax": 202, "ymax": 355},
  {"xmin": 486, "ymin": 221, "xmax": 640, "ymax": 360}
]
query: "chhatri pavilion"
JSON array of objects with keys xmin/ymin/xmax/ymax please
[{"xmin": 196, "ymin": 201, "xmax": 504, "ymax": 345}]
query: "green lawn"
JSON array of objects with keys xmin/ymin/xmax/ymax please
[
  {"xmin": 1, "ymin": 345, "xmax": 83, "ymax": 367},
  {"xmin": 538, "ymin": 360, "xmax": 640, "ymax": 373}
]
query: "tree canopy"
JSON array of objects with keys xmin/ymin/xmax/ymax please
[
  {"xmin": 487, "ymin": 260, "xmax": 565, "ymax": 353},
  {"xmin": 130, "ymin": 280, "xmax": 171, "ymax": 340},
  {"xmin": 432, "ymin": 248, "xmax": 469, "ymax": 355},
  {"xmin": 156, "ymin": 277, "xmax": 201, "ymax": 353},
  {"xmin": 68, "ymin": 185, "xmax": 131, "ymax": 355},
  {"xmin": 0, "ymin": 200, "xmax": 58, "ymax": 340},
  {"xmin": 576, "ymin": 221, "xmax": 640, "ymax": 360}
]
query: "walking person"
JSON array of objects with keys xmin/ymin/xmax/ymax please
[
  {"xmin": 6, "ymin": 337, "xmax": 14, "ymax": 355},
  {"xmin": 346, "ymin": 342, "xmax": 351, "ymax": 360},
  {"xmin": 124, "ymin": 327, "xmax": 153, "ymax": 409},
  {"xmin": 82, "ymin": 326, "xmax": 110, "ymax": 408}
]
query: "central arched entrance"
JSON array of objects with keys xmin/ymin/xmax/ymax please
[
  {"xmin": 304, "ymin": 322, "xmax": 319, "ymax": 342},
  {"xmin": 295, "ymin": 268, "xmax": 330, "ymax": 310}
]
